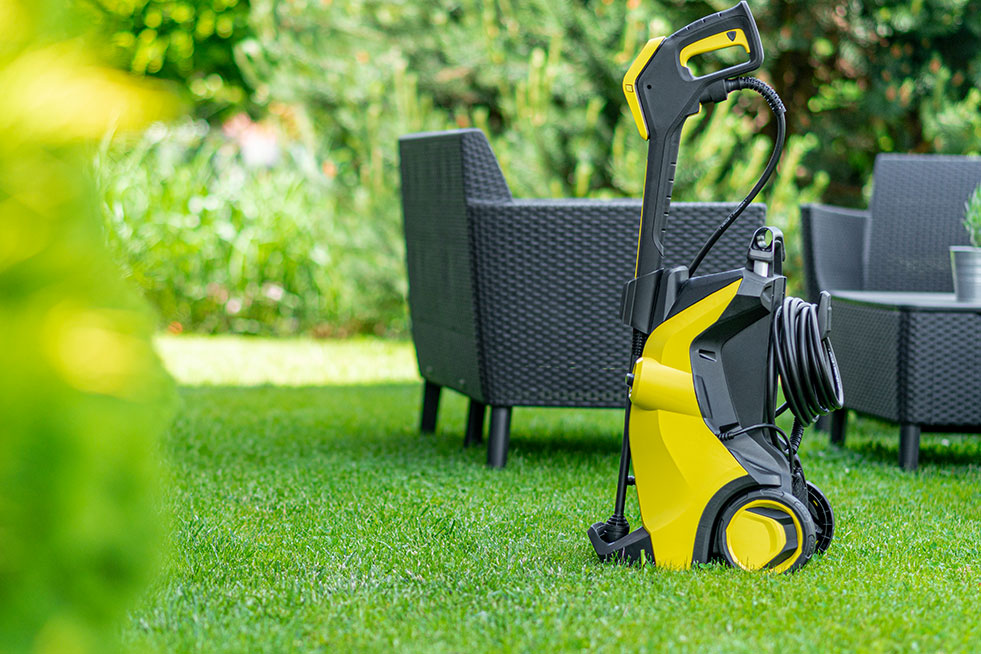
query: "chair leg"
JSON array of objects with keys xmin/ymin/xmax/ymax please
[
  {"xmin": 814, "ymin": 415, "xmax": 830, "ymax": 433},
  {"xmin": 420, "ymin": 381, "xmax": 441, "ymax": 433},
  {"xmin": 464, "ymin": 400, "xmax": 486, "ymax": 447},
  {"xmin": 899, "ymin": 423, "xmax": 921, "ymax": 471},
  {"xmin": 487, "ymin": 406, "xmax": 512, "ymax": 469},
  {"xmin": 830, "ymin": 409, "xmax": 847, "ymax": 445}
]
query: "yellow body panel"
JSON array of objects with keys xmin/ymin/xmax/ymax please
[
  {"xmin": 679, "ymin": 28, "xmax": 750, "ymax": 69},
  {"xmin": 622, "ymin": 37, "xmax": 664, "ymax": 140},
  {"xmin": 725, "ymin": 500, "xmax": 803, "ymax": 574},
  {"xmin": 629, "ymin": 280, "xmax": 747, "ymax": 569},
  {"xmin": 630, "ymin": 357, "xmax": 701, "ymax": 416}
]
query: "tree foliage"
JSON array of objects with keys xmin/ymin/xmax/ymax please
[
  {"xmin": 85, "ymin": 0, "xmax": 252, "ymax": 117},
  {"xmin": 751, "ymin": 0, "xmax": 981, "ymax": 202},
  {"xmin": 236, "ymin": 0, "xmax": 981, "ymax": 203}
]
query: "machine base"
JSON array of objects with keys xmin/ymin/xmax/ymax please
[{"xmin": 587, "ymin": 523, "xmax": 655, "ymax": 564}]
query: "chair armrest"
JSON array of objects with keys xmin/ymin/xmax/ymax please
[{"xmin": 800, "ymin": 203, "xmax": 869, "ymax": 300}]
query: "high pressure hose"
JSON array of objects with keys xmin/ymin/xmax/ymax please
[
  {"xmin": 775, "ymin": 298, "xmax": 843, "ymax": 426},
  {"xmin": 689, "ymin": 77, "xmax": 786, "ymax": 277}
]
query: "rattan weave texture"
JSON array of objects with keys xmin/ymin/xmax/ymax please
[
  {"xmin": 828, "ymin": 300, "xmax": 900, "ymax": 419},
  {"xmin": 400, "ymin": 131, "xmax": 487, "ymax": 398},
  {"xmin": 905, "ymin": 311, "xmax": 981, "ymax": 425},
  {"xmin": 800, "ymin": 204, "xmax": 867, "ymax": 302},
  {"xmin": 471, "ymin": 199, "xmax": 764, "ymax": 407},
  {"xmin": 866, "ymin": 155, "xmax": 981, "ymax": 292}
]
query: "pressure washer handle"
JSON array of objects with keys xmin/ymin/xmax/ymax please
[
  {"xmin": 624, "ymin": 1, "xmax": 764, "ymax": 277},
  {"xmin": 636, "ymin": 131, "xmax": 682, "ymax": 275}
]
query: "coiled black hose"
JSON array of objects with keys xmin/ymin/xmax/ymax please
[{"xmin": 772, "ymin": 296, "xmax": 844, "ymax": 454}]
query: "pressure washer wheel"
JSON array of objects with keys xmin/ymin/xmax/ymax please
[
  {"xmin": 716, "ymin": 488, "xmax": 817, "ymax": 573},
  {"xmin": 805, "ymin": 481, "xmax": 835, "ymax": 553}
]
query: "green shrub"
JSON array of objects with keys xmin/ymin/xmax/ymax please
[
  {"xmin": 85, "ymin": 0, "xmax": 253, "ymax": 117},
  {"xmin": 963, "ymin": 183, "xmax": 981, "ymax": 248},
  {"xmin": 99, "ymin": 0, "xmax": 834, "ymax": 336},
  {"xmin": 236, "ymin": 0, "xmax": 981, "ymax": 201},
  {"xmin": 98, "ymin": 119, "xmax": 406, "ymax": 335},
  {"xmin": 0, "ymin": 2, "xmax": 176, "ymax": 652},
  {"xmin": 229, "ymin": 0, "xmax": 825, "ymax": 322}
]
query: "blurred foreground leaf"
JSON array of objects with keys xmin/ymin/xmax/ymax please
[{"xmin": 0, "ymin": 1, "xmax": 177, "ymax": 652}]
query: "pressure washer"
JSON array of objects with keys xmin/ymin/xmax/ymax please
[{"xmin": 587, "ymin": 2, "xmax": 843, "ymax": 572}]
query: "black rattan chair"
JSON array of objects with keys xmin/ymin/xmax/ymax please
[
  {"xmin": 801, "ymin": 154, "xmax": 981, "ymax": 470},
  {"xmin": 401, "ymin": 128, "xmax": 766, "ymax": 467}
]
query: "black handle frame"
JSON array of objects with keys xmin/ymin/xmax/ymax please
[{"xmin": 631, "ymin": 1, "xmax": 763, "ymax": 278}]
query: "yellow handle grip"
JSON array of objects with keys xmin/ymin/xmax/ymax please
[
  {"xmin": 622, "ymin": 36, "xmax": 665, "ymax": 141},
  {"xmin": 679, "ymin": 28, "xmax": 750, "ymax": 69}
]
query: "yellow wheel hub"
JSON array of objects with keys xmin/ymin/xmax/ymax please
[{"xmin": 724, "ymin": 499, "xmax": 803, "ymax": 573}]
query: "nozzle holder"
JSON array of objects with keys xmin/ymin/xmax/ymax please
[{"xmin": 747, "ymin": 226, "xmax": 785, "ymax": 277}]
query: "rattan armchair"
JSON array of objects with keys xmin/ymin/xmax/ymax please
[
  {"xmin": 801, "ymin": 154, "xmax": 981, "ymax": 469},
  {"xmin": 400, "ymin": 128, "xmax": 765, "ymax": 467}
]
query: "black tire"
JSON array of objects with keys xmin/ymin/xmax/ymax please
[
  {"xmin": 716, "ymin": 488, "xmax": 817, "ymax": 574},
  {"xmin": 805, "ymin": 481, "xmax": 835, "ymax": 553}
]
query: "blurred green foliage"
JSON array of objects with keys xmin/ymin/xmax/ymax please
[
  {"xmin": 85, "ymin": 0, "xmax": 252, "ymax": 117},
  {"xmin": 0, "ymin": 1, "xmax": 175, "ymax": 652},
  {"xmin": 756, "ymin": 0, "xmax": 981, "ymax": 202},
  {"xmin": 231, "ymin": 0, "xmax": 827, "ymax": 322},
  {"xmin": 235, "ymin": 0, "xmax": 981, "ymax": 201},
  {"xmin": 99, "ymin": 120, "xmax": 405, "ymax": 335},
  {"xmin": 96, "ymin": 0, "xmax": 980, "ymax": 334}
]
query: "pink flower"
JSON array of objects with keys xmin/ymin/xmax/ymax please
[{"xmin": 222, "ymin": 113, "xmax": 280, "ymax": 168}]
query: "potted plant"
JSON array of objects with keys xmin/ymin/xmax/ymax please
[{"xmin": 951, "ymin": 182, "xmax": 981, "ymax": 302}]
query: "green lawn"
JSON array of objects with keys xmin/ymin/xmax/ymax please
[{"xmin": 129, "ymin": 335, "xmax": 981, "ymax": 653}]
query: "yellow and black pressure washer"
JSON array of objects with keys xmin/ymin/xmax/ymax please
[{"xmin": 587, "ymin": 2, "xmax": 844, "ymax": 573}]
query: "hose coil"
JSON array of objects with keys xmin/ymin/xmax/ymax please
[{"xmin": 773, "ymin": 296, "xmax": 844, "ymax": 428}]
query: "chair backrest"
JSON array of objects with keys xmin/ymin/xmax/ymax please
[
  {"xmin": 865, "ymin": 154, "xmax": 981, "ymax": 292},
  {"xmin": 399, "ymin": 129, "xmax": 511, "ymax": 399},
  {"xmin": 401, "ymin": 128, "xmax": 766, "ymax": 406}
]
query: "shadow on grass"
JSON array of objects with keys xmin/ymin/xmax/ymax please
[
  {"xmin": 174, "ymin": 382, "xmax": 623, "ymax": 469},
  {"xmin": 503, "ymin": 429, "xmax": 621, "ymax": 458}
]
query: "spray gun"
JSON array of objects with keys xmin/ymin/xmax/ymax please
[
  {"xmin": 623, "ymin": 1, "xmax": 764, "ymax": 278},
  {"xmin": 620, "ymin": 2, "xmax": 788, "ymax": 339}
]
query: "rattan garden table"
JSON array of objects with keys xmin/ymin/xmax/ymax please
[
  {"xmin": 828, "ymin": 289, "xmax": 981, "ymax": 469},
  {"xmin": 833, "ymin": 291, "xmax": 981, "ymax": 311}
]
